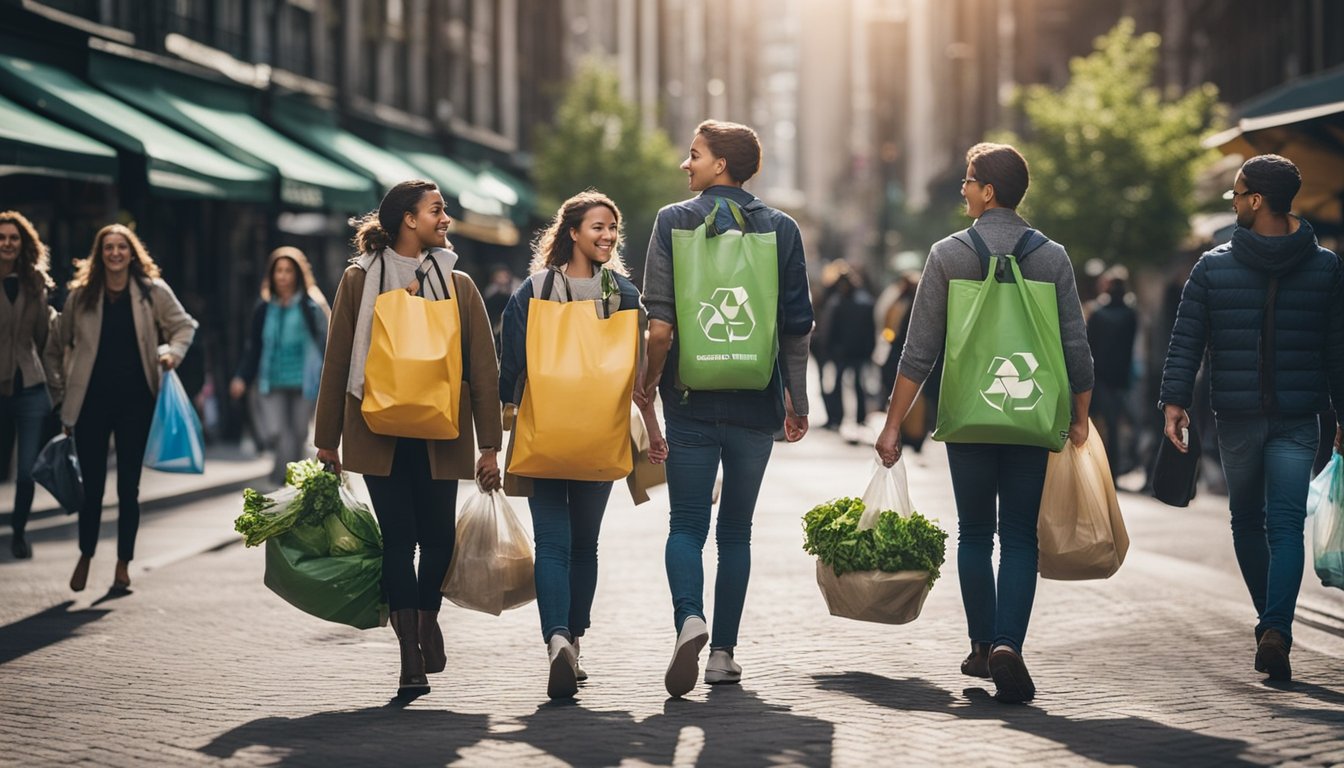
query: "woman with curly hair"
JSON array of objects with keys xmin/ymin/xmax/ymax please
[
  {"xmin": 44, "ymin": 224, "xmax": 197, "ymax": 592},
  {"xmin": 0, "ymin": 211, "xmax": 56, "ymax": 559}
]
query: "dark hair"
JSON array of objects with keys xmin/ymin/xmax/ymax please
[
  {"xmin": 1241, "ymin": 154, "xmax": 1301, "ymax": 215},
  {"xmin": 261, "ymin": 246, "xmax": 329, "ymax": 313},
  {"xmin": 529, "ymin": 190, "xmax": 628, "ymax": 276},
  {"xmin": 350, "ymin": 179, "xmax": 440, "ymax": 254},
  {"xmin": 0, "ymin": 210, "xmax": 54, "ymax": 296},
  {"xmin": 696, "ymin": 120, "xmax": 762, "ymax": 184},
  {"xmin": 966, "ymin": 142, "xmax": 1030, "ymax": 209},
  {"xmin": 71, "ymin": 224, "xmax": 161, "ymax": 311}
]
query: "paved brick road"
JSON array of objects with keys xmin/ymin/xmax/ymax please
[{"xmin": 2, "ymin": 432, "xmax": 1342, "ymax": 767}]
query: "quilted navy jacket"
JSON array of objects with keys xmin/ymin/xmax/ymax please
[{"xmin": 1159, "ymin": 217, "xmax": 1344, "ymax": 427}]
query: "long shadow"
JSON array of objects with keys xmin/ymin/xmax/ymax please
[
  {"xmin": 816, "ymin": 672, "xmax": 1257, "ymax": 768},
  {"xmin": 1264, "ymin": 679, "xmax": 1344, "ymax": 726},
  {"xmin": 0, "ymin": 601, "xmax": 110, "ymax": 665},
  {"xmin": 199, "ymin": 707, "xmax": 489, "ymax": 767},
  {"xmin": 503, "ymin": 685, "xmax": 833, "ymax": 767}
]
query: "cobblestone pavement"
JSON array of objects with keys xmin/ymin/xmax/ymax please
[{"xmin": 1, "ymin": 430, "xmax": 1342, "ymax": 767}]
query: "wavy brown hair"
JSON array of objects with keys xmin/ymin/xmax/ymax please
[
  {"xmin": 70, "ymin": 224, "xmax": 162, "ymax": 311},
  {"xmin": 0, "ymin": 210, "xmax": 55, "ymax": 296},
  {"xmin": 350, "ymin": 179, "xmax": 441, "ymax": 255},
  {"xmin": 260, "ymin": 246, "xmax": 330, "ymax": 313},
  {"xmin": 528, "ymin": 190, "xmax": 628, "ymax": 276}
]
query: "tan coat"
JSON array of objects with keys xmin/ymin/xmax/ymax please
[
  {"xmin": 314, "ymin": 265, "xmax": 503, "ymax": 479},
  {"xmin": 0, "ymin": 283, "xmax": 54, "ymax": 397},
  {"xmin": 44, "ymin": 278, "xmax": 197, "ymax": 426}
]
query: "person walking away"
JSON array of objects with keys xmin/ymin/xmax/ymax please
[
  {"xmin": 0, "ymin": 211, "xmax": 57, "ymax": 559},
  {"xmin": 876, "ymin": 143, "xmax": 1094, "ymax": 703},
  {"xmin": 1160, "ymin": 154, "xmax": 1344, "ymax": 682},
  {"xmin": 230, "ymin": 247, "xmax": 331, "ymax": 486},
  {"xmin": 483, "ymin": 263, "xmax": 517, "ymax": 355},
  {"xmin": 1087, "ymin": 266, "xmax": 1138, "ymax": 479},
  {"xmin": 640, "ymin": 120, "xmax": 814, "ymax": 697},
  {"xmin": 45, "ymin": 224, "xmax": 197, "ymax": 593},
  {"xmin": 314, "ymin": 179, "xmax": 503, "ymax": 698},
  {"xmin": 820, "ymin": 267, "xmax": 876, "ymax": 432}
]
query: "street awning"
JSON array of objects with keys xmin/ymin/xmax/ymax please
[
  {"xmin": 476, "ymin": 165, "xmax": 541, "ymax": 225},
  {"xmin": 379, "ymin": 130, "xmax": 520, "ymax": 246},
  {"xmin": 270, "ymin": 98, "xmax": 424, "ymax": 196},
  {"xmin": 0, "ymin": 54, "xmax": 272, "ymax": 201},
  {"xmin": 0, "ymin": 92, "xmax": 116, "ymax": 182},
  {"xmin": 89, "ymin": 52, "xmax": 376, "ymax": 211}
]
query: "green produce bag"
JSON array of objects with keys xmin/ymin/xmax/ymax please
[
  {"xmin": 671, "ymin": 198, "xmax": 779, "ymax": 390},
  {"xmin": 934, "ymin": 230, "xmax": 1070, "ymax": 451}
]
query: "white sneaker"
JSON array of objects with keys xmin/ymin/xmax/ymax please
[
  {"xmin": 665, "ymin": 616, "xmax": 709, "ymax": 697},
  {"xmin": 574, "ymin": 636, "xmax": 588, "ymax": 682},
  {"xmin": 705, "ymin": 649, "xmax": 742, "ymax": 685},
  {"xmin": 546, "ymin": 635, "xmax": 578, "ymax": 699}
]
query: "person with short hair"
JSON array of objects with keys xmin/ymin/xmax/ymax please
[{"xmin": 1160, "ymin": 153, "xmax": 1344, "ymax": 682}]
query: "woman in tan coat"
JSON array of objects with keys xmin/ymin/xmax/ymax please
[
  {"xmin": 314, "ymin": 179, "xmax": 503, "ymax": 698},
  {"xmin": 45, "ymin": 225, "xmax": 197, "ymax": 593}
]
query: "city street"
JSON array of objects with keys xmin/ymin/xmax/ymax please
[{"xmin": 2, "ymin": 427, "xmax": 1343, "ymax": 768}]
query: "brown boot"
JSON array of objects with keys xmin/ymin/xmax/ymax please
[
  {"xmin": 389, "ymin": 609, "xmax": 429, "ymax": 696},
  {"xmin": 70, "ymin": 555, "xmax": 91, "ymax": 592},
  {"xmin": 961, "ymin": 642, "xmax": 991, "ymax": 679},
  {"xmin": 112, "ymin": 559, "xmax": 131, "ymax": 593},
  {"xmin": 418, "ymin": 610, "xmax": 446, "ymax": 674}
]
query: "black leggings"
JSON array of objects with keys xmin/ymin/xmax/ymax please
[
  {"xmin": 363, "ymin": 438, "xmax": 458, "ymax": 611},
  {"xmin": 76, "ymin": 392, "xmax": 154, "ymax": 561}
]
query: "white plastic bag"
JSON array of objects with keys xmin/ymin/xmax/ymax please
[
  {"xmin": 859, "ymin": 460, "xmax": 915, "ymax": 528},
  {"xmin": 1308, "ymin": 452, "xmax": 1344, "ymax": 590},
  {"xmin": 441, "ymin": 488, "xmax": 536, "ymax": 615}
]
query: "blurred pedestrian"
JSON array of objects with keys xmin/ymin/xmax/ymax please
[
  {"xmin": 876, "ymin": 143, "xmax": 1094, "ymax": 704},
  {"xmin": 640, "ymin": 120, "xmax": 813, "ymax": 697},
  {"xmin": 314, "ymin": 179, "xmax": 503, "ymax": 698},
  {"xmin": 0, "ymin": 211, "xmax": 57, "ymax": 559},
  {"xmin": 819, "ymin": 265, "xmax": 875, "ymax": 431},
  {"xmin": 45, "ymin": 224, "xmax": 197, "ymax": 593},
  {"xmin": 482, "ymin": 262, "xmax": 517, "ymax": 353},
  {"xmin": 230, "ymin": 247, "xmax": 331, "ymax": 486},
  {"xmin": 1160, "ymin": 154, "xmax": 1344, "ymax": 682},
  {"xmin": 1087, "ymin": 266, "xmax": 1138, "ymax": 479}
]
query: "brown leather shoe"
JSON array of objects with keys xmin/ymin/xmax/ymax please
[
  {"xmin": 961, "ymin": 642, "xmax": 991, "ymax": 678},
  {"xmin": 69, "ymin": 555, "xmax": 91, "ymax": 592},
  {"xmin": 390, "ymin": 609, "xmax": 429, "ymax": 696},
  {"xmin": 988, "ymin": 646, "xmax": 1036, "ymax": 703},
  {"xmin": 1255, "ymin": 629, "xmax": 1291, "ymax": 681},
  {"xmin": 418, "ymin": 610, "xmax": 446, "ymax": 674}
]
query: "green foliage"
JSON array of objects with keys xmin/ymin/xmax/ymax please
[
  {"xmin": 234, "ymin": 459, "xmax": 345, "ymax": 548},
  {"xmin": 532, "ymin": 58, "xmax": 688, "ymax": 273},
  {"xmin": 995, "ymin": 18, "xmax": 1223, "ymax": 266},
  {"xmin": 802, "ymin": 497, "xmax": 949, "ymax": 585}
]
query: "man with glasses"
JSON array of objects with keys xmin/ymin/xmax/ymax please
[{"xmin": 1160, "ymin": 153, "xmax": 1344, "ymax": 682}]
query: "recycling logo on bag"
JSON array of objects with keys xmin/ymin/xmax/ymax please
[
  {"xmin": 980, "ymin": 353, "xmax": 1044, "ymax": 412},
  {"xmin": 696, "ymin": 287, "xmax": 756, "ymax": 343}
]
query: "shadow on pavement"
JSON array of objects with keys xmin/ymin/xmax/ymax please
[
  {"xmin": 198, "ymin": 708, "xmax": 489, "ymax": 766},
  {"xmin": 502, "ymin": 684, "xmax": 834, "ymax": 767},
  {"xmin": 0, "ymin": 600, "xmax": 110, "ymax": 666},
  {"xmin": 816, "ymin": 672, "xmax": 1258, "ymax": 768}
]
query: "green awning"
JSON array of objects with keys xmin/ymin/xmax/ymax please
[
  {"xmin": 271, "ymin": 98, "xmax": 424, "ymax": 195},
  {"xmin": 0, "ymin": 54, "xmax": 272, "ymax": 201},
  {"xmin": 89, "ymin": 53, "xmax": 375, "ymax": 211},
  {"xmin": 0, "ymin": 92, "xmax": 116, "ymax": 182},
  {"xmin": 476, "ymin": 165, "xmax": 540, "ymax": 224},
  {"xmin": 378, "ymin": 129, "xmax": 520, "ymax": 246}
]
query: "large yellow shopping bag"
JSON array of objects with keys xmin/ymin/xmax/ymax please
[
  {"xmin": 361, "ymin": 262, "xmax": 463, "ymax": 439},
  {"xmin": 509, "ymin": 297, "xmax": 639, "ymax": 481}
]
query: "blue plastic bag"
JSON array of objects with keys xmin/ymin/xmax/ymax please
[
  {"xmin": 144, "ymin": 370, "xmax": 205, "ymax": 474},
  {"xmin": 1307, "ymin": 451, "xmax": 1344, "ymax": 590},
  {"xmin": 32, "ymin": 434, "xmax": 82, "ymax": 514}
]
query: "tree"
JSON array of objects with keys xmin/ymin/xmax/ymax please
[
  {"xmin": 995, "ymin": 19, "xmax": 1222, "ymax": 267},
  {"xmin": 533, "ymin": 59, "xmax": 687, "ymax": 278}
]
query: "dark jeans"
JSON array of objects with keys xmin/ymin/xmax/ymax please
[
  {"xmin": 76, "ymin": 391, "xmax": 154, "ymax": 561},
  {"xmin": 1091, "ymin": 381, "xmax": 1129, "ymax": 479},
  {"xmin": 1217, "ymin": 416, "xmax": 1318, "ymax": 644},
  {"xmin": 364, "ymin": 438, "xmax": 458, "ymax": 612},
  {"xmin": 946, "ymin": 442, "xmax": 1049, "ymax": 654},
  {"xmin": 664, "ymin": 416, "xmax": 774, "ymax": 649},
  {"xmin": 822, "ymin": 359, "xmax": 868, "ymax": 427},
  {"xmin": 528, "ymin": 478, "xmax": 613, "ymax": 642},
  {"xmin": 2, "ymin": 383, "xmax": 49, "ymax": 536}
]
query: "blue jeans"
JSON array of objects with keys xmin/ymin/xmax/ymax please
[
  {"xmin": 664, "ymin": 416, "xmax": 774, "ymax": 649},
  {"xmin": 1217, "ymin": 416, "xmax": 1318, "ymax": 644},
  {"xmin": 2, "ymin": 383, "xmax": 49, "ymax": 536},
  {"xmin": 528, "ymin": 478, "xmax": 613, "ymax": 642},
  {"xmin": 946, "ymin": 442, "xmax": 1048, "ymax": 654}
]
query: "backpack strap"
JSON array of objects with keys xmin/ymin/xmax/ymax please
[{"xmin": 963, "ymin": 226, "xmax": 1050, "ymax": 281}]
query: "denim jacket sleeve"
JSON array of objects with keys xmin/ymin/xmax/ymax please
[{"xmin": 498, "ymin": 278, "xmax": 534, "ymax": 405}]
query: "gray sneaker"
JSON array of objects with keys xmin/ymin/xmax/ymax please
[
  {"xmin": 665, "ymin": 616, "xmax": 709, "ymax": 697},
  {"xmin": 574, "ymin": 636, "xmax": 588, "ymax": 682},
  {"xmin": 704, "ymin": 649, "xmax": 741, "ymax": 685},
  {"xmin": 546, "ymin": 635, "xmax": 578, "ymax": 699}
]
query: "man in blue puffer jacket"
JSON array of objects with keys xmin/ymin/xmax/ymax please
[{"xmin": 1160, "ymin": 154, "xmax": 1344, "ymax": 682}]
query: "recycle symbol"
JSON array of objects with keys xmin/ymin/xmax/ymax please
[
  {"xmin": 980, "ymin": 352, "xmax": 1044, "ymax": 412},
  {"xmin": 697, "ymin": 286, "xmax": 756, "ymax": 343}
]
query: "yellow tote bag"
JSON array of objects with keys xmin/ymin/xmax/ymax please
[
  {"xmin": 362, "ymin": 261, "xmax": 463, "ymax": 440},
  {"xmin": 509, "ymin": 294, "xmax": 639, "ymax": 481}
]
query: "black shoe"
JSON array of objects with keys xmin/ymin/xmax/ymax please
[
  {"xmin": 988, "ymin": 647, "xmax": 1036, "ymax": 703},
  {"xmin": 961, "ymin": 642, "xmax": 991, "ymax": 678},
  {"xmin": 10, "ymin": 534, "xmax": 32, "ymax": 560},
  {"xmin": 1255, "ymin": 629, "xmax": 1291, "ymax": 681}
]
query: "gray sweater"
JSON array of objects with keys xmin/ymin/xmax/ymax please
[{"xmin": 897, "ymin": 208, "xmax": 1094, "ymax": 394}]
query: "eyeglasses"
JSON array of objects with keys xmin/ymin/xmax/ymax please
[
  {"xmin": 961, "ymin": 177, "xmax": 980, "ymax": 186},
  {"xmin": 1223, "ymin": 188, "xmax": 1258, "ymax": 200}
]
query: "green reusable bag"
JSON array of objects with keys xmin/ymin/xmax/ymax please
[
  {"xmin": 672, "ymin": 198, "xmax": 779, "ymax": 390},
  {"xmin": 933, "ymin": 229, "xmax": 1071, "ymax": 451}
]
